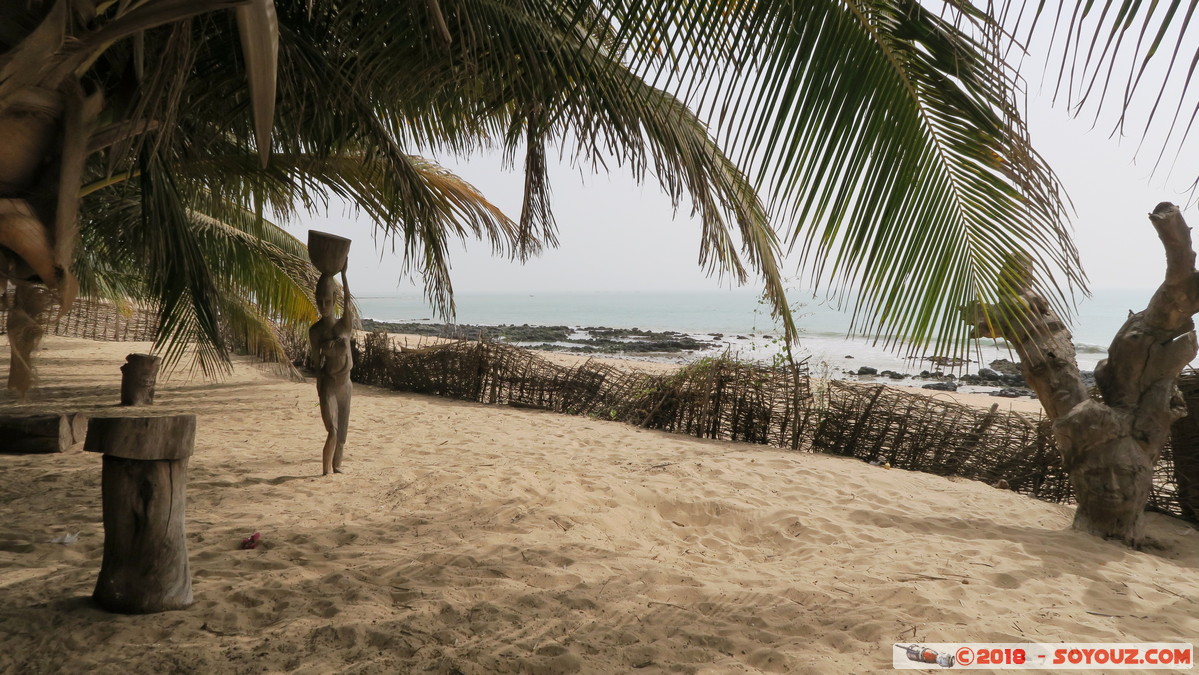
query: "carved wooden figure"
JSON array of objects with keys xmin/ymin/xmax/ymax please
[
  {"xmin": 307, "ymin": 231, "xmax": 354, "ymax": 475},
  {"xmin": 120, "ymin": 353, "xmax": 161, "ymax": 405}
]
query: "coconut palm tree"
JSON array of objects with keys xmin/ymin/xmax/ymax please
[
  {"xmin": 304, "ymin": 0, "xmax": 1081, "ymax": 353},
  {"xmin": 1, "ymin": 0, "xmax": 1083, "ymax": 394},
  {"xmin": 0, "ymin": 1, "xmax": 527, "ymax": 386}
]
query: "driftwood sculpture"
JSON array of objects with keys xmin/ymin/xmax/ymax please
[
  {"xmin": 307, "ymin": 231, "xmax": 353, "ymax": 476},
  {"xmin": 965, "ymin": 202, "xmax": 1199, "ymax": 547}
]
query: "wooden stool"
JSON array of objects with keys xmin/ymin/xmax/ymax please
[{"xmin": 85, "ymin": 415, "xmax": 196, "ymax": 613}]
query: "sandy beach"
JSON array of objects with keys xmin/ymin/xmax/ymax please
[{"xmin": 1, "ymin": 336, "xmax": 1196, "ymax": 673}]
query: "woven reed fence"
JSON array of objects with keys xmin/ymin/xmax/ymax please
[
  {"xmin": 819, "ymin": 380, "xmax": 1192, "ymax": 521},
  {"xmin": 354, "ymin": 332, "xmax": 1199, "ymax": 523},
  {"xmin": 811, "ymin": 381, "xmax": 1072, "ymax": 501},
  {"xmin": 1169, "ymin": 371, "xmax": 1199, "ymax": 522},
  {"xmin": 6, "ymin": 302, "xmax": 1197, "ymax": 523},
  {"xmin": 0, "ymin": 297, "xmax": 158, "ymax": 342},
  {"xmin": 353, "ymin": 332, "xmax": 814, "ymax": 446}
]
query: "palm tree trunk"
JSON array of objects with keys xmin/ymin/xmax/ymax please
[
  {"xmin": 6, "ymin": 283, "xmax": 49, "ymax": 397},
  {"xmin": 0, "ymin": 89, "xmax": 66, "ymax": 398}
]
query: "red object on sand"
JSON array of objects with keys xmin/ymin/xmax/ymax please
[{"xmin": 240, "ymin": 532, "xmax": 261, "ymax": 550}]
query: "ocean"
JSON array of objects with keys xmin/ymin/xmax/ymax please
[{"xmin": 354, "ymin": 287, "xmax": 1163, "ymax": 378}]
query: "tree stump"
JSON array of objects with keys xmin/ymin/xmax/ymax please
[
  {"xmin": 119, "ymin": 353, "xmax": 161, "ymax": 406},
  {"xmin": 0, "ymin": 413, "xmax": 87, "ymax": 453},
  {"xmin": 85, "ymin": 415, "xmax": 196, "ymax": 613}
]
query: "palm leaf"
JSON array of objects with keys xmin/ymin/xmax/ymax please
[
  {"xmin": 309, "ymin": 0, "xmax": 797, "ymax": 337},
  {"xmin": 1011, "ymin": 0, "xmax": 1199, "ymax": 179},
  {"xmin": 233, "ymin": 0, "xmax": 278, "ymax": 168},
  {"xmin": 21, "ymin": 0, "xmax": 1087, "ymax": 379},
  {"xmin": 78, "ymin": 177, "xmax": 317, "ymax": 374},
  {"xmin": 136, "ymin": 150, "xmax": 229, "ymax": 375},
  {"xmin": 599, "ymin": 0, "xmax": 1080, "ymax": 357}
]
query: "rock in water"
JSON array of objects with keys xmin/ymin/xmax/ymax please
[{"xmin": 989, "ymin": 359, "xmax": 1021, "ymax": 376}]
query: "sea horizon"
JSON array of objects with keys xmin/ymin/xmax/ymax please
[{"xmin": 353, "ymin": 287, "xmax": 1168, "ymax": 378}]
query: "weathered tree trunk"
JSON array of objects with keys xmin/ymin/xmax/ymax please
[
  {"xmin": 964, "ymin": 203, "xmax": 1199, "ymax": 547},
  {"xmin": 84, "ymin": 415, "xmax": 196, "ymax": 613},
  {"xmin": 5, "ymin": 283, "xmax": 48, "ymax": 397},
  {"xmin": 119, "ymin": 353, "xmax": 161, "ymax": 406},
  {"xmin": 0, "ymin": 413, "xmax": 87, "ymax": 453}
]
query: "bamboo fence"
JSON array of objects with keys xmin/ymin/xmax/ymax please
[
  {"xmin": 1168, "ymin": 370, "xmax": 1199, "ymax": 521},
  {"xmin": 811, "ymin": 381, "xmax": 1072, "ymax": 502}
]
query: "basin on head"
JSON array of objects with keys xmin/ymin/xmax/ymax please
[{"xmin": 308, "ymin": 230, "xmax": 351, "ymax": 275}]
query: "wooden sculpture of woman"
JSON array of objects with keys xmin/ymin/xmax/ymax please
[{"xmin": 309, "ymin": 252, "xmax": 354, "ymax": 475}]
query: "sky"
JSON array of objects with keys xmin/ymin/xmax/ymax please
[{"xmin": 284, "ymin": 14, "xmax": 1197, "ymax": 300}]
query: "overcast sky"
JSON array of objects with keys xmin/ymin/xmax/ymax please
[{"xmin": 285, "ymin": 21, "xmax": 1196, "ymax": 299}]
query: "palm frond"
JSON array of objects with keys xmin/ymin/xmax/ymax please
[
  {"xmin": 168, "ymin": 149, "xmax": 523, "ymax": 318},
  {"xmin": 599, "ymin": 0, "xmax": 1080, "ymax": 356},
  {"xmin": 79, "ymin": 148, "xmax": 319, "ymax": 376},
  {"xmin": 14, "ymin": 0, "xmax": 1087, "ymax": 380},
  {"xmin": 306, "ymin": 0, "xmax": 796, "ymax": 337},
  {"xmin": 233, "ymin": 0, "xmax": 278, "ymax": 168},
  {"xmin": 137, "ymin": 151, "xmax": 229, "ymax": 375},
  {"xmin": 1010, "ymin": 0, "xmax": 1199, "ymax": 180}
]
